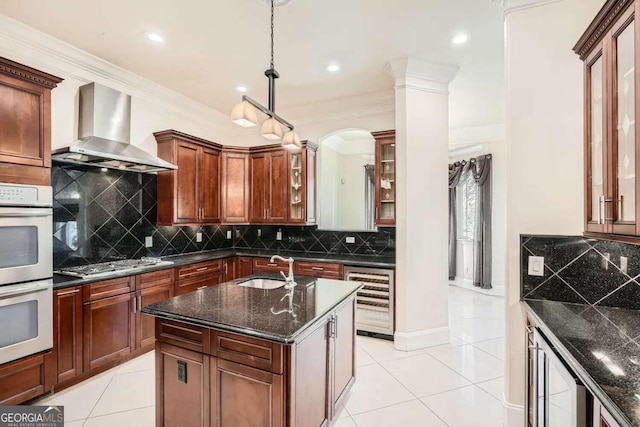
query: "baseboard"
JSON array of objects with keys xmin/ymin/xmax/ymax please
[
  {"xmin": 393, "ymin": 326, "xmax": 450, "ymax": 351},
  {"xmin": 503, "ymin": 400, "xmax": 525, "ymax": 427}
]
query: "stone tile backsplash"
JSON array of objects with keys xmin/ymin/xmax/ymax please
[
  {"xmin": 52, "ymin": 165, "xmax": 396, "ymax": 269},
  {"xmin": 521, "ymin": 235, "xmax": 640, "ymax": 310}
]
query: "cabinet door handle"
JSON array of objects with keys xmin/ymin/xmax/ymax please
[
  {"xmin": 267, "ymin": 263, "xmax": 278, "ymax": 267},
  {"xmin": 56, "ymin": 289, "xmax": 80, "ymax": 296},
  {"xmin": 196, "ymin": 267, "xmax": 209, "ymax": 272},
  {"xmin": 138, "ymin": 295, "xmax": 142, "ymax": 311},
  {"xmin": 599, "ymin": 195, "xmax": 605, "ymax": 224},
  {"xmin": 334, "ymin": 315, "xmax": 338, "ymax": 338},
  {"xmin": 618, "ymin": 195, "xmax": 624, "ymax": 220},
  {"xmin": 311, "ymin": 267, "xmax": 324, "ymax": 271},
  {"xmin": 224, "ymin": 262, "xmax": 228, "ymax": 274},
  {"xmin": 375, "ymin": 207, "xmax": 378, "ymax": 221},
  {"xmin": 133, "ymin": 295, "xmax": 137, "ymax": 314},
  {"xmin": 197, "ymin": 285, "xmax": 208, "ymax": 290}
]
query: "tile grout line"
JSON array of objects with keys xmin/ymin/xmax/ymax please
[{"xmin": 84, "ymin": 373, "xmax": 116, "ymax": 421}]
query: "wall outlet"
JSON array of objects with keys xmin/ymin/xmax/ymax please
[
  {"xmin": 258, "ymin": 228, "xmax": 262, "ymax": 237},
  {"xmin": 236, "ymin": 229, "xmax": 241, "ymax": 238},
  {"xmin": 602, "ymin": 252, "xmax": 610, "ymax": 270},
  {"xmin": 226, "ymin": 230, "xmax": 232, "ymax": 239},
  {"xmin": 345, "ymin": 236, "xmax": 355, "ymax": 244},
  {"xmin": 145, "ymin": 236, "xmax": 153, "ymax": 248},
  {"xmin": 527, "ymin": 256, "xmax": 544, "ymax": 276},
  {"xmin": 276, "ymin": 229, "xmax": 282, "ymax": 241},
  {"xmin": 196, "ymin": 232, "xmax": 203, "ymax": 243},
  {"xmin": 621, "ymin": 256, "xmax": 628, "ymax": 273}
]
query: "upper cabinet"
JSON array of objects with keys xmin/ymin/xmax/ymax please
[
  {"xmin": 0, "ymin": 57, "xmax": 62, "ymax": 186},
  {"xmin": 288, "ymin": 142, "xmax": 318, "ymax": 225},
  {"xmin": 575, "ymin": 0, "xmax": 639, "ymax": 238},
  {"xmin": 154, "ymin": 130, "xmax": 222, "ymax": 226},
  {"xmin": 221, "ymin": 149, "xmax": 250, "ymax": 224},
  {"xmin": 373, "ymin": 130, "xmax": 396, "ymax": 226}
]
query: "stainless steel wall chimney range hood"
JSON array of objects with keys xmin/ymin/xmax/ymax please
[{"xmin": 52, "ymin": 83, "xmax": 177, "ymax": 173}]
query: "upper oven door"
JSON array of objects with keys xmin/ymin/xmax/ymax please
[{"xmin": 0, "ymin": 207, "xmax": 53, "ymax": 286}]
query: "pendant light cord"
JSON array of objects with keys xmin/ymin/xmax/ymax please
[{"xmin": 270, "ymin": 0, "xmax": 275, "ymax": 70}]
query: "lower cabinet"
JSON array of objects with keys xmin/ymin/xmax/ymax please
[
  {"xmin": 222, "ymin": 257, "xmax": 235, "ymax": 282},
  {"xmin": 236, "ymin": 257, "xmax": 253, "ymax": 278},
  {"xmin": 331, "ymin": 298, "xmax": 356, "ymax": 414},
  {"xmin": 0, "ymin": 351, "xmax": 55, "ymax": 405},
  {"xmin": 53, "ymin": 287, "xmax": 83, "ymax": 383},
  {"xmin": 83, "ymin": 292, "xmax": 135, "ymax": 371},
  {"xmin": 212, "ymin": 359, "xmax": 283, "ymax": 427},
  {"xmin": 175, "ymin": 273, "xmax": 224, "ymax": 296},
  {"xmin": 137, "ymin": 283, "xmax": 174, "ymax": 351},
  {"xmin": 594, "ymin": 398, "xmax": 621, "ymax": 427}
]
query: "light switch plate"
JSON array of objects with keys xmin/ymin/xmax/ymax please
[
  {"xmin": 346, "ymin": 236, "xmax": 355, "ymax": 244},
  {"xmin": 276, "ymin": 230, "xmax": 282, "ymax": 241},
  {"xmin": 226, "ymin": 230, "xmax": 232, "ymax": 239},
  {"xmin": 621, "ymin": 256, "xmax": 628, "ymax": 273},
  {"xmin": 258, "ymin": 228, "xmax": 262, "ymax": 237},
  {"xmin": 145, "ymin": 236, "xmax": 153, "ymax": 248},
  {"xmin": 196, "ymin": 232, "xmax": 202, "ymax": 243},
  {"xmin": 528, "ymin": 256, "xmax": 545, "ymax": 276}
]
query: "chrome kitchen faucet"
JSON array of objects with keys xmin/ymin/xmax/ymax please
[{"xmin": 270, "ymin": 255, "xmax": 296, "ymax": 288}]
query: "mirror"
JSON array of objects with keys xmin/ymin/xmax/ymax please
[{"xmin": 318, "ymin": 129, "xmax": 376, "ymax": 231}]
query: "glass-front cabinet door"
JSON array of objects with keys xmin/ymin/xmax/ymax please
[
  {"xmin": 586, "ymin": 46, "xmax": 608, "ymax": 233},
  {"xmin": 374, "ymin": 131, "xmax": 396, "ymax": 226},
  {"xmin": 612, "ymin": 10, "xmax": 638, "ymax": 234},
  {"xmin": 288, "ymin": 151, "xmax": 305, "ymax": 223}
]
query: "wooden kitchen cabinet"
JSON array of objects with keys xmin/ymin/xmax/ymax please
[
  {"xmin": 0, "ymin": 57, "xmax": 62, "ymax": 186},
  {"xmin": 575, "ymin": 1, "xmax": 640, "ymax": 238},
  {"xmin": 0, "ymin": 351, "xmax": 55, "ymax": 405},
  {"xmin": 154, "ymin": 130, "xmax": 223, "ymax": 226},
  {"xmin": 294, "ymin": 260, "xmax": 343, "ymax": 280},
  {"xmin": 236, "ymin": 257, "xmax": 253, "ymax": 278},
  {"xmin": 331, "ymin": 299, "xmax": 356, "ymax": 415},
  {"xmin": 136, "ymin": 270, "xmax": 175, "ymax": 351},
  {"xmin": 221, "ymin": 150, "xmax": 251, "ymax": 223},
  {"xmin": 175, "ymin": 260, "xmax": 224, "ymax": 296},
  {"xmin": 250, "ymin": 149, "xmax": 288, "ymax": 223},
  {"xmin": 594, "ymin": 397, "xmax": 621, "ymax": 427},
  {"xmin": 252, "ymin": 257, "xmax": 289, "ymax": 275},
  {"xmin": 221, "ymin": 257, "xmax": 235, "ymax": 282},
  {"xmin": 373, "ymin": 130, "xmax": 396, "ymax": 226},
  {"xmin": 287, "ymin": 141, "xmax": 318, "ymax": 225},
  {"xmin": 53, "ymin": 287, "xmax": 83, "ymax": 383},
  {"xmin": 82, "ymin": 277, "xmax": 136, "ymax": 371}
]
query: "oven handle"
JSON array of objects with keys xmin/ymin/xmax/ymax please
[
  {"xmin": 0, "ymin": 209, "xmax": 53, "ymax": 217},
  {"xmin": 0, "ymin": 281, "xmax": 52, "ymax": 299}
]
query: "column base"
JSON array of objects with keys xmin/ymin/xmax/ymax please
[
  {"xmin": 393, "ymin": 326, "xmax": 450, "ymax": 351},
  {"xmin": 503, "ymin": 400, "xmax": 525, "ymax": 427}
]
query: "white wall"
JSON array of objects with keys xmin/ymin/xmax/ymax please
[
  {"xmin": 318, "ymin": 144, "xmax": 339, "ymax": 229},
  {"xmin": 336, "ymin": 154, "xmax": 368, "ymax": 230},
  {"xmin": 504, "ymin": 0, "xmax": 603, "ymax": 424}
]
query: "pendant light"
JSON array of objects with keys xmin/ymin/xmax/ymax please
[{"xmin": 229, "ymin": 0, "xmax": 300, "ymax": 147}]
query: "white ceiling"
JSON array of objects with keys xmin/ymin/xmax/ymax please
[
  {"xmin": 322, "ymin": 129, "xmax": 375, "ymax": 155},
  {"xmin": 0, "ymin": 0, "xmax": 505, "ymax": 129}
]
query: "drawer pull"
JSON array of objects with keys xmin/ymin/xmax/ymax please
[
  {"xmin": 311, "ymin": 267, "xmax": 324, "ymax": 271},
  {"xmin": 197, "ymin": 285, "xmax": 208, "ymax": 290},
  {"xmin": 56, "ymin": 289, "xmax": 80, "ymax": 296},
  {"xmin": 267, "ymin": 263, "xmax": 278, "ymax": 267},
  {"xmin": 196, "ymin": 267, "xmax": 209, "ymax": 272}
]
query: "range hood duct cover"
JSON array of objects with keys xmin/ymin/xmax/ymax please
[{"xmin": 52, "ymin": 83, "xmax": 177, "ymax": 173}]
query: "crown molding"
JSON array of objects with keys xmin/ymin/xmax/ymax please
[
  {"xmin": 502, "ymin": 0, "xmax": 564, "ymax": 15},
  {"xmin": 0, "ymin": 14, "xmax": 236, "ymax": 140},
  {"xmin": 385, "ymin": 57, "xmax": 459, "ymax": 94},
  {"xmin": 573, "ymin": 0, "xmax": 632, "ymax": 60}
]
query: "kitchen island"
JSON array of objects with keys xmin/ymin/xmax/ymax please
[{"xmin": 142, "ymin": 275, "xmax": 361, "ymax": 427}]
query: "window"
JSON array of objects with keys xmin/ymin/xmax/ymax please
[{"xmin": 457, "ymin": 172, "xmax": 477, "ymax": 240}]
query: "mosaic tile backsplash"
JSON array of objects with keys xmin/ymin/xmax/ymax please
[
  {"xmin": 52, "ymin": 165, "xmax": 396, "ymax": 268},
  {"xmin": 521, "ymin": 235, "xmax": 640, "ymax": 310}
]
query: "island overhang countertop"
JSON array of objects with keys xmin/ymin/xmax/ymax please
[{"xmin": 141, "ymin": 275, "xmax": 362, "ymax": 344}]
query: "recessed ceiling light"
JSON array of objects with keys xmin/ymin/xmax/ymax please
[
  {"xmin": 326, "ymin": 63, "xmax": 341, "ymax": 73},
  {"xmin": 451, "ymin": 33, "xmax": 469, "ymax": 45},
  {"xmin": 236, "ymin": 85, "xmax": 248, "ymax": 93},
  {"xmin": 145, "ymin": 32, "xmax": 164, "ymax": 43}
]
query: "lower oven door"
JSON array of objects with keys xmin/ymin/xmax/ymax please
[
  {"xmin": 534, "ymin": 329, "xmax": 587, "ymax": 427},
  {"xmin": 0, "ymin": 280, "xmax": 53, "ymax": 365},
  {"xmin": 0, "ymin": 207, "xmax": 53, "ymax": 286}
]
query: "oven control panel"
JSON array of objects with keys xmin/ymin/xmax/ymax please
[{"xmin": 0, "ymin": 183, "xmax": 52, "ymax": 207}]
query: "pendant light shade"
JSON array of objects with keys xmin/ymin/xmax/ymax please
[
  {"xmin": 231, "ymin": 101, "xmax": 258, "ymax": 128},
  {"xmin": 260, "ymin": 117, "xmax": 283, "ymax": 140},
  {"xmin": 282, "ymin": 130, "xmax": 301, "ymax": 148}
]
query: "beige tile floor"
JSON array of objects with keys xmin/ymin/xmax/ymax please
[{"xmin": 35, "ymin": 285, "xmax": 505, "ymax": 427}]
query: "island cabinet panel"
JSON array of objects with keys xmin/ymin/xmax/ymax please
[
  {"xmin": 0, "ymin": 57, "xmax": 62, "ymax": 186},
  {"xmin": 53, "ymin": 287, "xmax": 83, "ymax": 383},
  {"xmin": 221, "ymin": 151, "xmax": 251, "ymax": 224},
  {"xmin": 156, "ymin": 318, "xmax": 211, "ymax": 354},
  {"xmin": 290, "ymin": 319, "xmax": 331, "ymax": 427},
  {"xmin": 158, "ymin": 343, "xmax": 210, "ymax": 427},
  {"xmin": 212, "ymin": 331, "xmax": 283, "ymax": 374},
  {"xmin": 331, "ymin": 299, "xmax": 356, "ymax": 413},
  {"xmin": 83, "ymin": 292, "xmax": 135, "ymax": 371},
  {"xmin": 211, "ymin": 358, "xmax": 284, "ymax": 427}
]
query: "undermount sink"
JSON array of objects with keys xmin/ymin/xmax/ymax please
[{"xmin": 237, "ymin": 278, "xmax": 286, "ymax": 290}]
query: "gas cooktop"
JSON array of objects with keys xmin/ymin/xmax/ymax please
[{"xmin": 55, "ymin": 257, "xmax": 173, "ymax": 278}]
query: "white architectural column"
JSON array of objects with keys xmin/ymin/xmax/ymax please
[{"xmin": 386, "ymin": 58, "xmax": 458, "ymax": 351}]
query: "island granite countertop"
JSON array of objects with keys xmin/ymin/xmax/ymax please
[
  {"xmin": 53, "ymin": 248, "xmax": 394, "ymax": 289},
  {"xmin": 142, "ymin": 276, "xmax": 362, "ymax": 344},
  {"xmin": 524, "ymin": 299, "xmax": 640, "ymax": 427}
]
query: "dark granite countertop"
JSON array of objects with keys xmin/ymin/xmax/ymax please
[
  {"xmin": 53, "ymin": 248, "xmax": 394, "ymax": 289},
  {"xmin": 142, "ymin": 276, "xmax": 362, "ymax": 344},
  {"xmin": 524, "ymin": 299, "xmax": 640, "ymax": 427}
]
